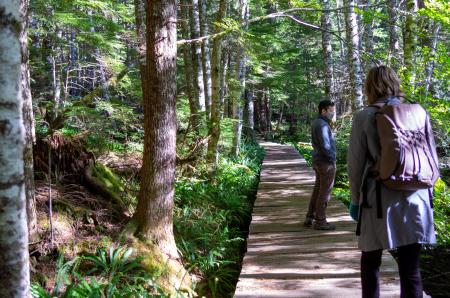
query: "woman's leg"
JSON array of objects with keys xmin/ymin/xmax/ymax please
[
  {"xmin": 397, "ymin": 243, "xmax": 423, "ymax": 298},
  {"xmin": 361, "ymin": 249, "xmax": 382, "ymax": 298}
]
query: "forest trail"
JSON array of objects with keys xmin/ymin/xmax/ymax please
[{"xmin": 234, "ymin": 142, "xmax": 410, "ymax": 298}]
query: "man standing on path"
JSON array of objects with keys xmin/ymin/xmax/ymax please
[{"xmin": 304, "ymin": 100, "xmax": 337, "ymax": 230}]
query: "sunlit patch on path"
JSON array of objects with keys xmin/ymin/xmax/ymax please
[{"xmin": 234, "ymin": 142, "xmax": 429, "ymax": 298}]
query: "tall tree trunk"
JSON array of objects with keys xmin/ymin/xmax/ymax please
[
  {"xmin": 424, "ymin": 22, "xmax": 440, "ymax": 98},
  {"xmin": 207, "ymin": 0, "xmax": 227, "ymax": 168},
  {"xmin": 361, "ymin": 0, "xmax": 374, "ymax": 73},
  {"xmin": 221, "ymin": 50, "xmax": 230, "ymax": 118},
  {"xmin": 388, "ymin": 0, "xmax": 400, "ymax": 69},
  {"xmin": 403, "ymin": 0, "xmax": 418, "ymax": 89},
  {"xmin": 53, "ymin": 29, "xmax": 63, "ymax": 114},
  {"xmin": 0, "ymin": 1, "xmax": 30, "ymax": 295},
  {"xmin": 190, "ymin": 0, "xmax": 206, "ymax": 114},
  {"xmin": 134, "ymin": 0, "xmax": 147, "ymax": 102},
  {"xmin": 344, "ymin": 0, "xmax": 363, "ymax": 110},
  {"xmin": 231, "ymin": 0, "xmax": 248, "ymax": 156},
  {"xmin": 321, "ymin": 0, "xmax": 334, "ymax": 101},
  {"xmin": 200, "ymin": 0, "xmax": 212, "ymax": 121},
  {"xmin": 180, "ymin": 0, "xmax": 198, "ymax": 132},
  {"xmin": 246, "ymin": 88, "xmax": 254, "ymax": 130},
  {"xmin": 21, "ymin": 0, "xmax": 38, "ymax": 243},
  {"xmin": 134, "ymin": 0, "xmax": 179, "ymax": 258},
  {"xmin": 253, "ymin": 91, "xmax": 261, "ymax": 132}
]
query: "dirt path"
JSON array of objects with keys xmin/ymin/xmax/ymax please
[{"xmin": 234, "ymin": 142, "xmax": 422, "ymax": 298}]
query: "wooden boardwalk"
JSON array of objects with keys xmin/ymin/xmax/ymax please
[{"xmin": 234, "ymin": 142, "xmax": 408, "ymax": 298}]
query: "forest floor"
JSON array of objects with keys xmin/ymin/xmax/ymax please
[{"xmin": 31, "ymin": 181, "xmax": 128, "ymax": 289}]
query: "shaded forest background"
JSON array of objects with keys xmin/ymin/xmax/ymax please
[{"xmin": 0, "ymin": 0, "xmax": 448, "ymax": 297}]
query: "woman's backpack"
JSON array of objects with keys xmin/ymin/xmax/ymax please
[{"xmin": 372, "ymin": 102, "xmax": 440, "ymax": 191}]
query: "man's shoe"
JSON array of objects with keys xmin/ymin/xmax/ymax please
[
  {"xmin": 303, "ymin": 217, "xmax": 313, "ymax": 227},
  {"xmin": 313, "ymin": 222, "xmax": 336, "ymax": 230}
]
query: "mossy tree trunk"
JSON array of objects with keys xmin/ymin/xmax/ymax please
[
  {"xmin": 207, "ymin": 0, "xmax": 227, "ymax": 169},
  {"xmin": 134, "ymin": 0, "xmax": 179, "ymax": 259},
  {"xmin": 0, "ymin": 1, "xmax": 30, "ymax": 295}
]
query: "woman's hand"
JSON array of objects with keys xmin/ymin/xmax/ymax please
[{"xmin": 349, "ymin": 203, "xmax": 359, "ymax": 221}]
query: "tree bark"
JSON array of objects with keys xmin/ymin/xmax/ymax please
[
  {"xmin": 424, "ymin": 22, "xmax": 440, "ymax": 98},
  {"xmin": 134, "ymin": 0, "xmax": 179, "ymax": 258},
  {"xmin": 231, "ymin": 0, "xmax": 248, "ymax": 156},
  {"xmin": 180, "ymin": 0, "xmax": 198, "ymax": 132},
  {"xmin": 190, "ymin": 0, "xmax": 206, "ymax": 114},
  {"xmin": 403, "ymin": 0, "xmax": 418, "ymax": 88},
  {"xmin": 207, "ymin": 0, "xmax": 227, "ymax": 168},
  {"xmin": 388, "ymin": 0, "xmax": 400, "ymax": 70},
  {"xmin": 200, "ymin": 0, "xmax": 212, "ymax": 121},
  {"xmin": 134, "ymin": 0, "xmax": 148, "ymax": 101},
  {"xmin": 361, "ymin": 0, "xmax": 374, "ymax": 73},
  {"xmin": 221, "ymin": 50, "xmax": 230, "ymax": 118},
  {"xmin": 344, "ymin": 0, "xmax": 363, "ymax": 110},
  {"xmin": 20, "ymin": 0, "xmax": 38, "ymax": 243},
  {"xmin": 0, "ymin": 1, "xmax": 30, "ymax": 295},
  {"xmin": 321, "ymin": 0, "xmax": 334, "ymax": 102}
]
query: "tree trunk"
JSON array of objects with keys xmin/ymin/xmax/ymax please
[
  {"xmin": 20, "ymin": 0, "xmax": 38, "ymax": 243},
  {"xmin": 190, "ymin": 0, "xmax": 206, "ymax": 113},
  {"xmin": 424, "ymin": 22, "xmax": 440, "ymax": 98},
  {"xmin": 387, "ymin": 0, "xmax": 400, "ymax": 69},
  {"xmin": 321, "ymin": 0, "xmax": 334, "ymax": 101},
  {"xmin": 344, "ymin": 0, "xmax": 363, "ymax": 110},
  {"xmin": 0, "ymin": 1, "xmax": 30, "ymax": 295},
  {"xmin": 207, "ymin": 0, "xmax": 227, "ymax": 167},
  {"xmin": 246, "ymin": 88, "xmax": 254, "ymax": 130},
  {"xmin": 403, "ymin": 0, "xmax": 418, "ymax": 89},
  {"xmin": 180, "ymin": 0, "xmax": 198, "ymax": 132},
  {"xmin": 361, "ymin": 0, "xmax": 374, "ymax": 73},
  {"xmin": 53, "ymin": 29, "xmax": 63, "ymax": 113},
  {"xmin": 200, "ymin": 0, "xmax": 212, "ymax": 121},
  {"xmin": 231, "ymin": 0, "xmax": 248, "ymax": 156},
  {"xmin": 134, "ymin": 0, "xmax": 179, "ymax": 258},
  {"xmin": 221, "ymin": 50, "xmax": 230, "ymax": 118},
  {"xmin": 134, "ymin": 0, "xmax": 147, "ymax": 100}
]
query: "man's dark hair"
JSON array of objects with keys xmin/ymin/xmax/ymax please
[{"xmin": 318, "ymin": 100, "xmax": 335, "ymax": 114}]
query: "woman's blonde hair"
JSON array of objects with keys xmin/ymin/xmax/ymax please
[{"xmin": 364, "ymin": 65, "xmax": 404, "ymax": 104}]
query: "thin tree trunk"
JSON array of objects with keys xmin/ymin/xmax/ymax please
[
  {"xmin": 21, "ymin": 0, "xmax": 38, "ymax": 243},
  {"xmin": 200, "ymin": 0, "xmax": 212, "ymax": 121},
  {"xmin": 232, "ymin": 0, "xmax": 248, "ymax": 156},
  {"xmin": 190, "ymin": 0, "xmax": 205, "ymax": 112},
  {"xmin": 0, "ymin": 1, "xmax": 30, "ymax": 295},
  {"xmin": 207, "ymin": 0, "xmax": 226, "ymax": 168},
  {"xmin": 221, "ymin": 49, "xmax": 230, "ymax": 118},
  {"xmin": 344, "ymin": 0, "xmax": 363, "ymax": 110},
  {"xmin": 361, "ymin": 0, "xmax": 374, "ymax": 73},
  {"xmin": 180, "ymin": 0, "xmax": 198, "ymax": 132},
  {"xmin": 424, "ymin": 22, "xmax": 440, "ymax": 97},
  {"xmin": 246, "ymin": 88, "xmax": 254, "ymax": 130},
  {"xmin": 134, "ymin": 0, "xmax": 147, "ymax": 100},
  {"xmin": 53, "ymin": 29, "xmax": 63, "ymax": 114},
  {"xmin": 134, "ymin": 0, "xmax": 179, "ymax": 258},
  {"xmin": 253, "ymin": 91, "xmax": 261, "ymax": 132},
  {"xmin": 403, "ymin": 0, "xmax": 418, "ymax": 89},
  {"xmin": 388, "ymin": 0, "xmax": 400, "ymax": 69},
  {"xmin": 321, "ymin": 0, "xmax": 334, "ymax": 101}
]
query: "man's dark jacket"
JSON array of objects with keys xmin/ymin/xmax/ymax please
[{"xmin": 311, "ymin": 115, "xmax": 336, "ymax": 165}]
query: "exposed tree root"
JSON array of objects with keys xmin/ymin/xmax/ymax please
[{"xmin": 120, "ymin": 221, "xmax": 195, "ymax": 297}]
